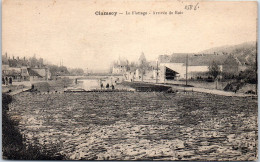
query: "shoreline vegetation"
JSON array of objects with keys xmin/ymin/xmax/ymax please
[
  {"xmin": 2, "ymin": 93, "xmax": 68, "ymax": 160},
  {"xmin": 2, "ymin": 77, "xmax": 73, "ymax": 160}
]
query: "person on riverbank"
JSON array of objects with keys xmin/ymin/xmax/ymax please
[
  {"xmin": 100, "ymin": 83, "xmax": 103, "ymax": 89},
  {"xmin": 5, "ymin": 77, "xmax": 8, "ymax": 85},
  {"xmin": 9, "ymin": 78, "xmax": 12, "ymax": 85},
  {"xmin": 2, "ymin": 77, "xmax": 5, "ymax": 85},
  {"xmin": 234, "ymin": 85, "xmax": 240, "ymax": 93},
  {"xmin": 111, "ymin": 84, "xmax": 114, "ymax": 90},
  {"xmin": 106, "ymin": 83, "xmax": 109, "ymax": 89}
]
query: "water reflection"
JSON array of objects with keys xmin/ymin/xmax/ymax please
[
  {"xmin": 76, "ymin": 77, "xmax": 132, "ymax": 91},
  {"xmin": 79, "ymin": 79, "xmax": 100, "ymax": 91},
  {"xmin": 77, "ymin": 77, "xmax": 118, "ymax": 91}
]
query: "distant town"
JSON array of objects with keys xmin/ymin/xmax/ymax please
[
  {"xmin": 2, "ymin": 53, "xmax": 85, "ymax": 84},
  {"xmin": 2, "ymin": 41, "xmax": 258, "ymax": 161},
  {"xmin": 2, "ymin": 41, "xmax": 257, "ymax": 94}
]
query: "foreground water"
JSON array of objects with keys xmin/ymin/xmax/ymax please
[
  {"xmin": 9, "ymin": 92, "xmax": 257, "ymax": 160},
  {"xmin": 75, "ymin": 77, "xmax": 124, "ymax": 91}
]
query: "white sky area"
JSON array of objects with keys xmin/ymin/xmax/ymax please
[{"xmin": 2, "ymin": 0, "xmax": 257, "ymax": 72}]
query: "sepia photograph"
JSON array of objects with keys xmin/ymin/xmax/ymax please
[{"xmin": 2, "ymin": 0, "xmax": 258, "ymax": 160}]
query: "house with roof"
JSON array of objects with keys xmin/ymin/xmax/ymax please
[
  {"xmin": 20, "ymin": 67, "xmax": 51, "ymax": 82},
  {"xmin": 2, "ymin": 66, "xmax": 50, "ymax": 83},
  {"xmin": 122, "ymin": 53, "xmax": 178, "ymax": 82},
  {"xmin": 21, "ymin": 67, "xmax": 30, "ymax": 81},
  {"xmin": 157, "ymin": 52, "xmax": 253, "ymax": 81},
  {"xmin": 2, "ymin": 53, "xmax": 52, "ymax": 83},
  {"xmin": 2, "ymin": 65, "xmax": 22, "ymax": 82},
  {"xmin": 27, "ymin": 68, "xmax": 44, "ymax": 81},
  {"xmin": 159, "ymin": 63, "xmax": 185, "ymax": 80},
  {"xmin": 112, "ymin": 57, "xmax": 129, "ymax": 74},
  {"xmin": 158, "ymin": 53, "xmax": 228, "ymax": 80},
  {"xmin": 31, "ymin": 68, "xmax": 51, "ymax": 80}
]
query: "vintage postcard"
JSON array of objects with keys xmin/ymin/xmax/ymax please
[{"xmin": 2, "ymin": 0, "xmax": 258, "ymax": 161}]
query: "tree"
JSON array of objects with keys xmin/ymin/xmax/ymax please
[
  {"xmin": 48, "ymin": 65, "xmax": 59, "ymax": 76},
  {"xmin": 58, "ymin": 66, "xmax": 69, "ymax": 75},
  {"xmin": 138, "ymin": 53, "xmax": 149, "ymax": 81},
  {"xmin": 69, "ymin": 68, "xmax": 85, "ymax": 76},
  {"xmin": 208, "ymin": 61, "xmax": 221, "ymax": 79},
  {"xmin": 48, "ymin": 65, "xmax": 69, "ymax": 76},
  {"xmin": 237, "ymin": 62, "xmax": 257, "ymax": 84}
]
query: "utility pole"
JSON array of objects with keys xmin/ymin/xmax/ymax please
[
  {"xmin": 186, "ymin": 54, "xmax": 188, "ymax": 86},
  {"xmin": 164, "ymin": 66, "xmax": 167, "ymax": 84},
  {"xmin": 256, "ymin": 41, "xmax": 258, "ymax": 95},
  {"xmin": 156, "ymin": 60, "xmax": 158, "ymax": 83}
]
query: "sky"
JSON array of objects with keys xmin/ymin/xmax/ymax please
[{"xmin": 2, "ymin": 0, "xmax": 257, "ymax": 72}]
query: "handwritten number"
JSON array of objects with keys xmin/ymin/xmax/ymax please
[
  {"xmin": 194, "ymin": 3, "xmax": 199, "ymax": 10},
  {"xmin": 185, "ymin": 3, "xmax": 199, "ymax": 10},
  {"xmin": 185, "ymin": 5, "xmax": 192, "ymax": 10}
]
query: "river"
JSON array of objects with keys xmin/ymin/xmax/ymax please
[
  {"xmin": 73, "ymin": 76, "xmax": 131, "ymax": 91},
  {"xmin": 8, "ymin": 91, "xmax": 258, "ymax": 160}
]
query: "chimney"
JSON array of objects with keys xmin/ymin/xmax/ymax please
[
  {"xmin": 24, "ymin": 57, "xmax": 25, "ymax": 61},
  {"xmin": 17, "ymin": 56, "xmax": 19, "ymax": 60},
  {"xmin": 5, "ymin": 52, "xmax": 7, "ymax": 58},
  {"xmin": 13, "ymin": 56, "xmax": 15, "ymax": 60}
]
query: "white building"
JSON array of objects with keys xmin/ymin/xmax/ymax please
[
  {"xmin": 159, "ymin": 63, "xmax": 185, "ymax": 79},
  {"xmin": 158, "ymin": 53, "xmax": 227, "ymax": 80},
  {"xmin": 112, "ymin": 57, "xmax": 129, "ymax": 74},
  {"xmin": 158, "ymin": 63, "xmax": 222, "ymax": 80},
  {"xmin": 112, "ymin": 66, "xmax": 127, "ymax": 74}
]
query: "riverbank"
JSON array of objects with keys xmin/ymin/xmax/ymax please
[
  {"xmin": 2, "ymin": 93, "xmax": 68, "ymax": 160},
  {"xmin": 2, "ymin": 77, "xmax": 74, "ymax": 94},
  {"xmin": 2, "ymin": 77, "xmax": 74, "ymax": 160},
  {"xmin": 2, "ymin": 84, "xmax": 28, "ymax": 93},
  {"xmin": 121, "ymin": 80, "xmax": 257, "ymax": 97}
]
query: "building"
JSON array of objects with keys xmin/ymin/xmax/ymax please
[
  {"xmin": 27, "ymin": 68, "xmax": 43, "ymax": 81},
  {"xmin": 159, "ymin": 63, "xmax": 185, "ymax": 79},
  {"xmin": 112, "ymin": 57, "xmax": 129, "ymax": 74},
  {"xmin": 124, "ymin": 71, "xmax": 135, "ymax": 82},
  {"xmin": 158, "ymin": 53, "xmax": 227, "ymax": 80},
  {"xmin": 2, "ymin": 65, "xmax": 22, "ymax": 82},
  {"xmin": 113, "ymin": 65, "xmax": 128, "ymax": 74},
  {"xmin": 32, "ymin": 68, "xmax": 51, "ymax": 80},
  {"xmin": 2, "ymin": 53, "xmax": 51, "ymax": 83},
  {"xmin": 21, "ymin": 66, "xmax": 30, "ymax": 81},
  {"xmin": 122, "ymin": 51, "xmax": 253, "ymax": 83}
]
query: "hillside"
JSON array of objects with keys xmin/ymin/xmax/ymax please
[
  {"xmin": 166, "ymin": 42, "xmax": 257, "ymax": 66},
  {"xmin": 199, "ymin": 41, "xmax": 257, "ymax": 65},
  {"xmin": 199, "ymin": 41, "xmax": 256, "ymax": 54}
]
